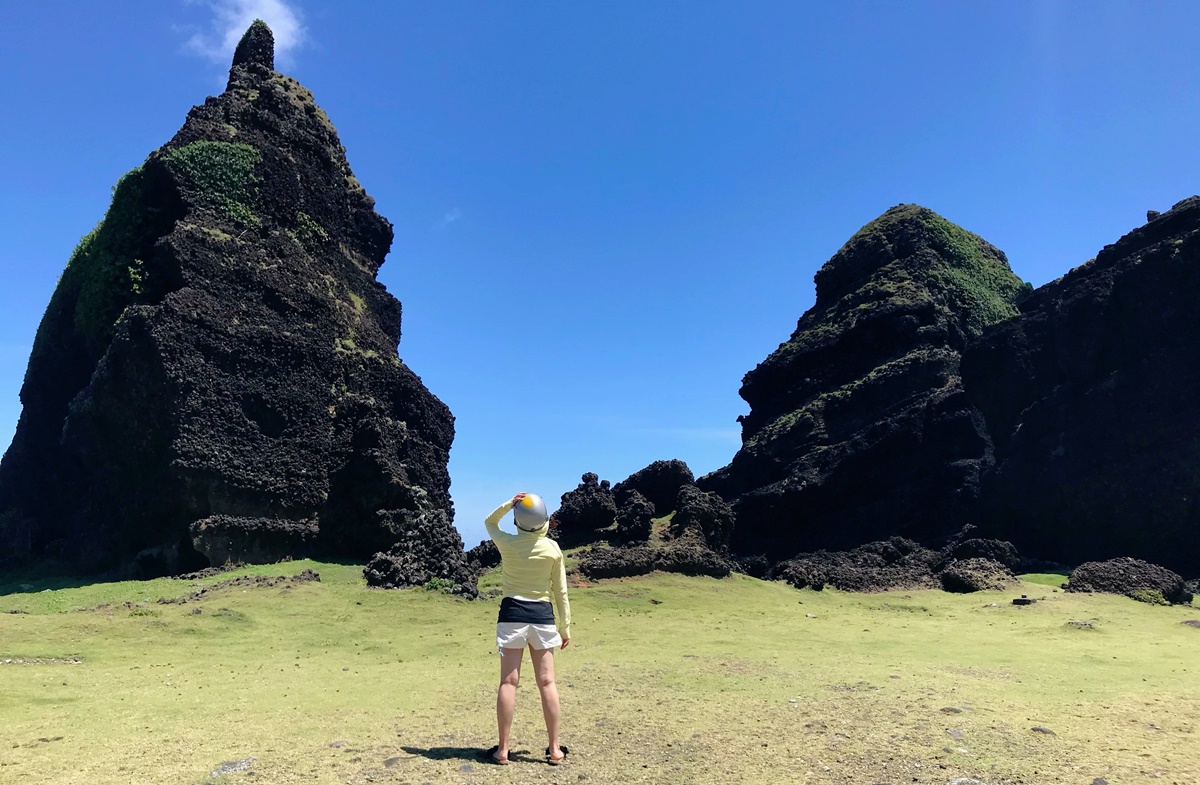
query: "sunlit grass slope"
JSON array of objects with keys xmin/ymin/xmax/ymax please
[{"xmin": 1, "ymin": 562, "xmax": 1196, "ymax": 785}]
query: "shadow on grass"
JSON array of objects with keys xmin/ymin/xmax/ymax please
[
  {"xmin": 0, "ymin": 567, "xmax": 113, "ymax": 597},
  {"xmin": 400, "ymin": 745, "xmax": 541, "ymax": 765}
]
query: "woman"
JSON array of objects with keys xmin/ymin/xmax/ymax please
[{"xmin": 483, "ymin": 492, "xmax": 571, "ymax": 765}]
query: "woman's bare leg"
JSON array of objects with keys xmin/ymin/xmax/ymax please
[
  {"xmin": 496, "ymin": 648, "xmax": 524, "ymax": 761},
  {"xmin": 530, "ymin": 646, "xmax": 563, "ymax": 761}
]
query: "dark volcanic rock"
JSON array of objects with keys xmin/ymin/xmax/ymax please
[
  {"xmin": 963, "ymin": 198, "xmax": 1200, "ymax": 576},
  {"xmin": 949, "ymin": 538, "xmax": 1022, "ymax": 571},
  {"xmin": 613, "ymin": 459, "xmax": 694, "ymax": 511},
  {"xmin": 772, "ymin": 537, "xmax": 944, "ymax": 592},
  {"xmin": 466, "ymin": 539, "xmax": 501, "ymax": 571},
  {"xmin": 549, "ymin": 473, "xmax": 617, "ymax": 548},
  {"xmin": 939, "ymin": 557, "xmax": 1018, "ymax": 593},
  {"xmin": 701, "ymin": 205, "xmax": 1027, "ymax": 561},
  {"xmin": 1066, "ymin": 557, "xmax": 1192, "ymax": 605},
  {"xmin": 670, "ymin": 485, "xmax": 735, "ymax": 551},
  {"xmin": 614, "ymin": 491, "xmax": 654, "ymax": 544},
  {"xmin": 0, "ymin": 24, "xmax": 464, "ymax": 585},
  {"xmin": 363, "ymin": 510, "xmax": 476, "ymax": 597},
  {"xmin": 578, "ymin": 530, "xmax": 735, "ymax": 580}
]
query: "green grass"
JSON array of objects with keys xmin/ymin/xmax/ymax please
[{"xmin": 1, "ymin": 562, "xmax": 1196, "ymax": 784}]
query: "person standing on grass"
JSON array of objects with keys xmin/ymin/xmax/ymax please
[{"xmin": 482, "ymin": 492, "xmax": 571, "ymax": 766}]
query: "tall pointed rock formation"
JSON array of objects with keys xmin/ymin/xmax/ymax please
[
  {"xmin": 0, "ymin": 22, "xmax": 471, "ymax": 591},
  {"xmin": 700, "ymin": 205, "xmax": 1029, "ymax": 559}
]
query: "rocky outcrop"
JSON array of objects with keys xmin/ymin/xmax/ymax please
[
  {"xmin": 362, "ymin": 510, "xmax": 477, "ymax": 597},
  {"xmin": 771, "ymin": 536, "xmax": 1018, "ymax": 594},
  {"xmin": 963, "ymin": 198, "xmax": 1200, "ymax": 575},
  {"xmin": 939, "ymin": 557, "xmax": 1018, "ymax": 593},
  {"xmin": 613, "ymin": 490, "xmax": 654, "ymax": 544},
  {"xmin": 702, "ymin": 205, "xmax": 1028, "ymax": 560},
  {"xmin": 578, "ymin": 530, "xmax": 735, "ymax": 580},
  {"xmin": 612, "ymin": 459, "xmax": 694, "ymax": 511},
  {"xmin": 670, "ymin": 485, "xmax": 734, "ymax": 551},
  {"xmin": 1065, "ymin": 557, "xmax": 1192, "ymax": 605},
  {"xmin": 0, "ymin": 22, "xmax": 466, "ymax": 587},
  {"xmin": 549, "ymin": 473, "xmax": 617, "ymax": 548}
]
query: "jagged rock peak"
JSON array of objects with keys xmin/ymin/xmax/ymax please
[
  {"xmin": 232, "ymin": 19, "xmax": 274, "ymax": 70},
  {"xmin": 814, "ymin": 204, "xmax": 1025, "ymax": 337}
]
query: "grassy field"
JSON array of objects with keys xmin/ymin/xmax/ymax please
[{"xmin": 1, "ymin": 561, "xmax": 1197, "ymax": 785}]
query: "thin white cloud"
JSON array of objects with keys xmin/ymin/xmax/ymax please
[
  {"xmin": 432, "ymin": 208, "xmax": 463, "ymax": 231},
  {"xmin": 185, "ymin": 0, "xmax": 307, "ymax": 67}
]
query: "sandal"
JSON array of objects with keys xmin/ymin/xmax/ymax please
[
  {"xmin": 545, "ymin": 745, "xmax": 569, "ymax": 765},
  {"xmin": 482, "ymin": 745, "xmax": 509, "ymax": 765}
]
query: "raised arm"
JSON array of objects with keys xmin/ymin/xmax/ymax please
[
  {"xmin": 551, "ymin": 545, "xmax": 571, "ymax": 646},
  {"xmin": 485, "ymin": 498, "xmax": 516, "ymax": 542}
]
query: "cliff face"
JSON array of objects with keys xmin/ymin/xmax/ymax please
[
  {"xmin": 963, "ymin": 198, "xmax": 1200, "ymax": 575},
  {"xmin": 701, "ymin": 205, "xmax": 1029, "ymax": 560},
  {"xmin": 0, "ymin": 22, "xmax": 466, "ymax": 584}
]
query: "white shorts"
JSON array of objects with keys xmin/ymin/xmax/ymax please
[{"xmin": 496, "ymin": 622, "xmax": 562, "ymax": 653}]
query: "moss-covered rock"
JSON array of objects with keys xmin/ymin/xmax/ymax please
[
  {"xmin": 701, "ymin": 205, "xmax": 1027, "ymax": 561},
  {"xmin": 0, "ymin": 23, "xmax": 463, "ymax": 588}
]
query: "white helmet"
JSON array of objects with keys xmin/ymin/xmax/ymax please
[{"xmin": 514, "ymin": 493, "xmax": 549, "ymax": 531}]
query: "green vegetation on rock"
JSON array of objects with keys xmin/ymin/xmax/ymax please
[
  {"xmin": 921, "ymin": 211, "xmax": 1029, "ymax": 335},
  {"xmin": 161, "ymin": 141, "xmax": 261, "ymax": 228},
  {"xmin": 48, "ymin": 165, "xmax": 174, "ymax": 354}
]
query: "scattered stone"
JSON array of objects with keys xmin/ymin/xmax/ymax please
[
  {"xmin": 1182, "ymin": 620, "xmax": 1200, "ymax": 628},
  {"xmin": 1012, "ymin": 595, "xmax": 1036, "ymax": 605},
  {"xmin": 940, "ymin": 707, "xmax": 963, "ymax": 714},
  {"xmin": 805, "ymin": 613, "xmax": 816, "ymax": 618},
  {"xmin": 1030, "ymin": 726, "xmax": 1056, "ymax": 736},
  {"xmin": 945, "ymin": 729, "xmax": 963, "ymax": 740},
  {"xmin": 158, "ymin": 569, "xmax": 319, "ymax": 604},
  {"xmin": 384, "ymin": 757, "xmax": 400, "ymax": 768},
  {"xmin": 1065, "ymin": 619, "xmax": 1096, "ymax": 630},
  {"xmin": 1092, "ymin": 778, "xmax": 1110, "ymax": 785},
  {"xmin": 328, "ymin": 741, "xmax": 347, "ymax": 748},
  {"xmin": 211, "ymin": 757, "xmax": 257, "ymax": 776},
  {"xmin": 458, "ymin": 764, "xmax": 474, "ymax": 773}
]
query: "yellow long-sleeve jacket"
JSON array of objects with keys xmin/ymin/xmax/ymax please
[{"xmin": 485, "ymin": 500, "xmax": 571, "ymax": 640}]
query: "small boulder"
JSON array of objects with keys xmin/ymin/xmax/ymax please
[
  {"xmin": 939, "ymin": 557, "xmax": 1018, "ymax": 593},
  {"xmin": 1065, "ymin": 557, "xmax": 1192, "ymax": 605}
]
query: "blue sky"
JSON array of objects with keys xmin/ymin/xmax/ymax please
[{"xmin": 2, "ymin": 1, "xmax": 1199, "ymax": 548}]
